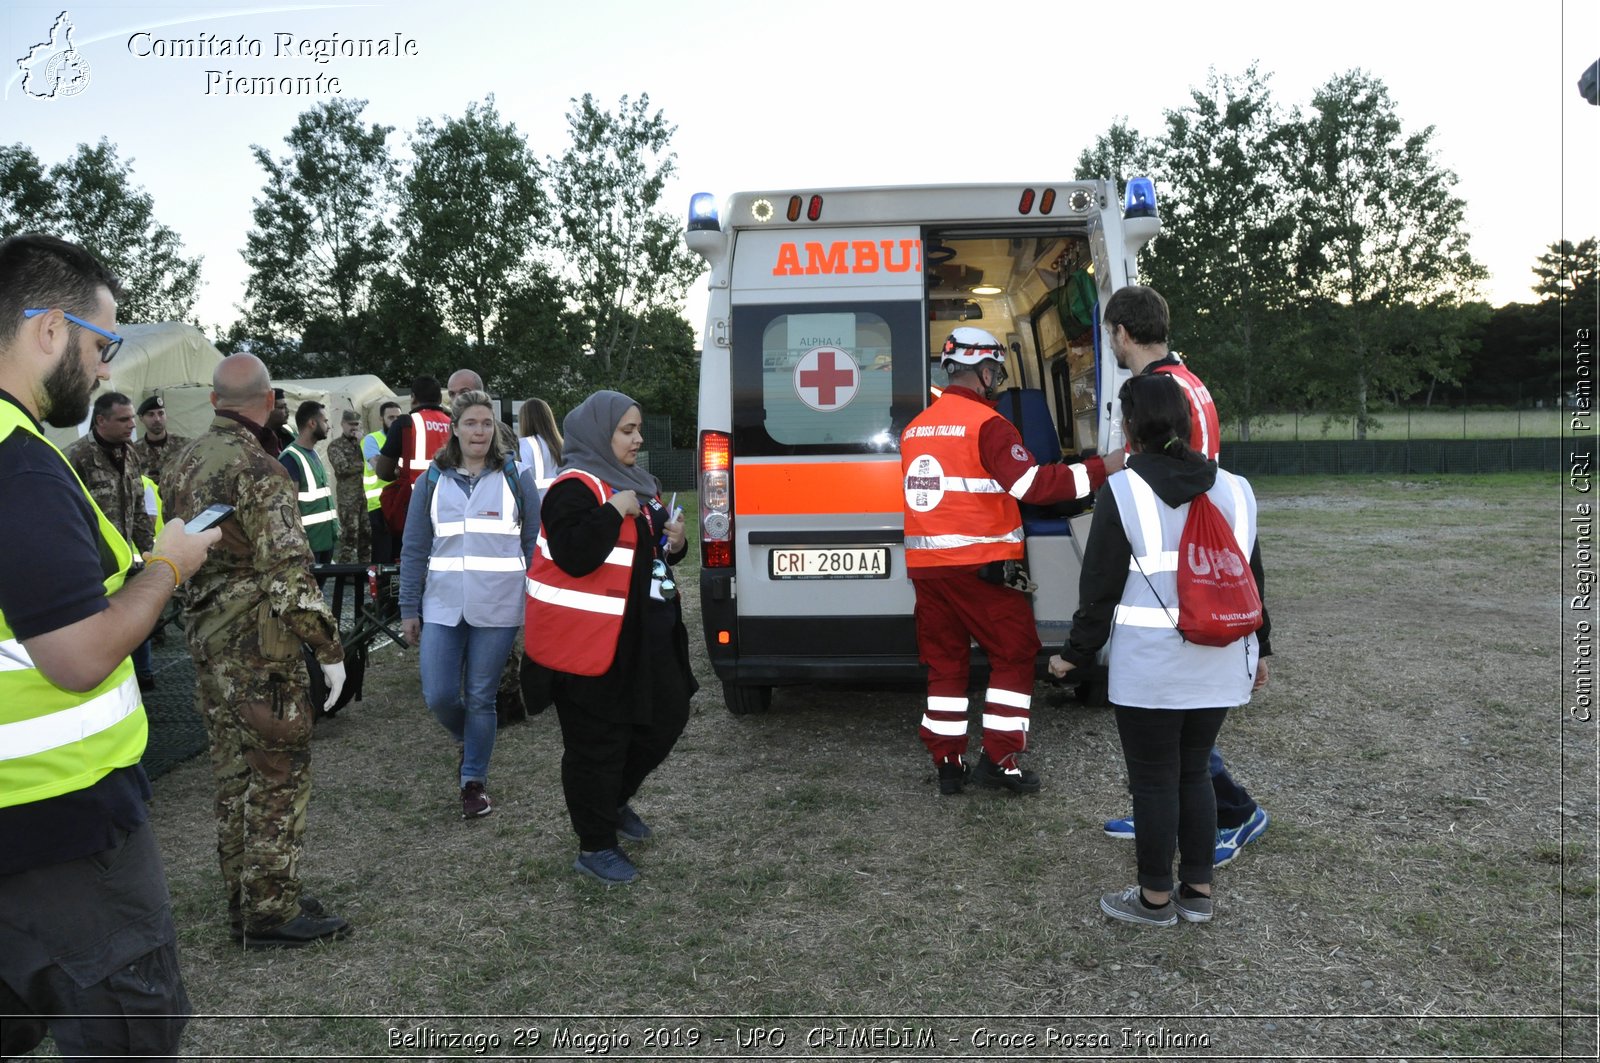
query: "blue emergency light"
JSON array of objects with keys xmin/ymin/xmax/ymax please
[
  {"xmin": 688, "ymin": 192, "xmax": 720, "ymax": 232},
  {"xmin": 1124, "ymin": 176, "xmax": 1158, "ymax": 219}
]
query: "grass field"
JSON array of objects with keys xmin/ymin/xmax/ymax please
[
  {"xmin": 1222, "ymin": 408, "xmax": 1581, "ymax": 442},
  {"xmin": 41, "ymin": 473, "xmax": 1591, "ymax": 1061}
]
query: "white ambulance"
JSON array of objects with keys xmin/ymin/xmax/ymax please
[{"xmin": 686, "ymin": 179, "xmax": 1162, "ymax": 712}]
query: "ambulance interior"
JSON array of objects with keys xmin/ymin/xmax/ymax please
[
  {"xmin": 924, "ymin": 230, "xmax": 1105, "ymax": 642},
  {"xmin": 924, "ymin": 231, "xmax": 1102, "ymax": 468}
]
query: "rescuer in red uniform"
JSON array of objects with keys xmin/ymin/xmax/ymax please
[{"xmin": 901, "ymin": 327, "xmax": 1124, "ymax": 796}]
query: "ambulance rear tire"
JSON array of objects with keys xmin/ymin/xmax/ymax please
[{"xmin": 722, "ymin": 680, "xmax": 773, "ymax": 715}]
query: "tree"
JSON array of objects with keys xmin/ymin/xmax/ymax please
[
  {"xmin": 399, "ymin": 96, "xmax": 544, "ymax": 351},
  {"xmin": 543, "ymin": 93, "xmax": 704, "ymax": 390},
  {"xmin": 242, "ymin": 98, "xmax": 398, "ymax": 362},
  {"xmin": 1, "ymin": 140, "xmax": 203, "ymax": 322},
  {"xmin": 1292, "ymin": 70, "xmax": 1487, "ymax": 435},
  {"xmin": 1533, "ymin": 237, "xmax": 1599, "ymax": 340},
  {"xmin": 0, "ymin": 144, "xmax": 55, "ymax": 238},
  {"xmin": 1074, "ymin": 118, "xmax": 1155, "ymax": 203},
  {"xmin": 1140, "ymin": 67, "xmax": 1304, "ymax": 439},
  {"xmin": 489, "ymin": 268, "xmax": 576, "ymax": 404}
]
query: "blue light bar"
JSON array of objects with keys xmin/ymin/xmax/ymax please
[
  {"xmin": 687, "ymin": 192, "xmax": 720, "ymax": 232},
  {"xmin": 1124, "ymin": 176, "xmax": 1158, "ymax": 219}
]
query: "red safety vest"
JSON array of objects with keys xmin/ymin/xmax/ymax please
[
  {"xmin": 1151, "ymin": 361, "xmax": 1221, "ymax": 461},
  {"xmin": 523, "ymin": 471, "xmax": 639, "ymax": 676},
  {"xmin": 380, "ymin": 408, "xmax": 453, "ymax": 535},
  {"xmin": 901, "ymin": 391, "xmax": 1024, "ymax": 570}
]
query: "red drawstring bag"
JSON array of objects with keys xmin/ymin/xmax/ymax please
[{"xmin": 1173, "ymin": 492, "xmax": 1262, "ymax": 646}]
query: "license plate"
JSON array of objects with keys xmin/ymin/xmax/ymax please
[{"xmin": 768, "ymin": 547, "xmax": 890, "ymax": 580}]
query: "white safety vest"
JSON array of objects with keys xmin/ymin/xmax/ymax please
[
  {"xmin": 1105, "ymin": 466, "xmax": 1260, "ymax": 709},
  {"xmin": 421, "ymin": 467, "xmax": 527, "ymax": 628},
  {"xmin": 517, "ymin": 435, "xmax": 556, "ymax": 491}
]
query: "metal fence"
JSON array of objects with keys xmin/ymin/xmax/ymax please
[
  {"xmin": 1226, "ymin": 408, "xmax": 1579, "ymax": 442},
  {"xmin": 1223, "ymin": 438, "xmax": 1564, "ymax": 476}
]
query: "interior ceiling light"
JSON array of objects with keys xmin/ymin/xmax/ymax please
[{"xmin": 971, "ymin": 285, "xmax": 1003, "ymax": 295}]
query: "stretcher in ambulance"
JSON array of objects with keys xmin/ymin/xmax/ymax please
[{"xmin": 686, "ymin": 180, "xmax": 1162, "ymax": 713}]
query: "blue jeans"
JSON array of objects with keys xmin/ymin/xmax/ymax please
[
  {"xmin": 1210, "ymin": 748, "xmax": 1258, "ymax": 829},
  {"xmin": 419, "ymin": 621, "xmax": 517, "ymax": 787}
]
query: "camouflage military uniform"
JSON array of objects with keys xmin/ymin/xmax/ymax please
[
  {"xmin": 130, "ymin": 433, "xmax": 190, "ymax": 493},
  {"xmin": 326, "ymin": 434, "xmax": 371, "ymax": 564},
  {"xmin": 64, "ymin": 432, "xmax": 153, "ymax": 553},
  {"xmin": 163, "ymin": 414, "xmax": 344, "ymax": 934}
]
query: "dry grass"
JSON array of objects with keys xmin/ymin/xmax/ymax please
[{"xmin": 37, "ymin": 474, "xmax": 1592, "ymax": 1060}]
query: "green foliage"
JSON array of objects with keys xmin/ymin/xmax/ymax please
[
  {"xmin": 1072, "ymin": 118, "xmax": 1154, "ymax": 202},
  {"xmin": 1533, "ymin": 237, "xmax": 1598, "ymax": 338},
  {"xmin": 400, "ymin": 96, "xmax": 544, "ymax": 350},
  {"xmin": 241, "ymin": 98, "xmax": 397, "ymax": 361},
  {"xmin": 544, "ymin": 93, "xmax": 704, "ymax": 388},
  {"xmin": 1292, "ymin": 70, "xmax": 1486, "ymax": 436},
  {"xmin": 1142, "ymin": 66, "xmax": 1304, "ymax": 439},
  {"xmin": 0, "ymin": 139, "xmax": 202, "ymax": 323}
]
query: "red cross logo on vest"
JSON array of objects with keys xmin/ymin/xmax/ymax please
[{"xmin": 794, "ymin": 346, "xmax": 860, "ymax": 412}]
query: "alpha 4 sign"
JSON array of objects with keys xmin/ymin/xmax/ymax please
[{"xmin": 794, "ymin": 346, "xmax": 860, "ymax": 411}]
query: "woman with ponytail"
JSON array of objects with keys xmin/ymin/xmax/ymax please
[{"xmin": 1049, "ymin": 373, "xmax": 1273, "ymax": 928}]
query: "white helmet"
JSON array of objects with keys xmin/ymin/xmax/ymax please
[{"xmin": 940, "ymin": 327, "xmax": 1007, "ymax": 371}]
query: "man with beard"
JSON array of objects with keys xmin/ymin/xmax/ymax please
[
  {"xmin": 130, "ymin": 394, "xmax": 189, "ymax": 492},
  {"xmin": 0, "ymin": 233, "xmax": 219, "ymax": 1059},
  {"xmin": 266, "ymin": 388, "xmax": 293, "ymax": 453},
  {"xmin": 279, "ymin": 400, "xmax": 339, "ymax": 564},
  {"xmin": 66, "ymin": 390, "xmax": 158, "ymax": 689},
  {"xmin": 326, "ymin": 409, "xmax": 371, "ymax": 564}
]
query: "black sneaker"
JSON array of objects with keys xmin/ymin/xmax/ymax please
[
  {"xmin": 973, "ymin": 753, "xmax": 1041, "ymax": 794},
  {"xmin": 937, "ymin": 761, "xmax": 969, "ymax": 796},
  {"xmin": 461, "ymin": 781, "xmax": 492, "ymax": 819}
]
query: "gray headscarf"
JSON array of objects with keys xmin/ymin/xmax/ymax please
[{"xmin": 559, "ymin": 390, "xmax": 660, "ymax": 496}]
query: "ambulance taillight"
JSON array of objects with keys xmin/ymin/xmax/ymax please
[{"xmin": 700, "ymin": 429, "xmax": 732, "ymax": 568}]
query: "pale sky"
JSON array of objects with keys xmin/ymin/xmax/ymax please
[{"xmin": 2, "ymin": 0, "xmax": 1595, "ymax": 337}]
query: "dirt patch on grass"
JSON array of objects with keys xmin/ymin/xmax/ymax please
[{"xmin": 127, "ymin": 475, "xmax": 1591, "ymax": 1060}]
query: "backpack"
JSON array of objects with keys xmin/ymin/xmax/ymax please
[
  {"xmin": 422, "ymin": 457, "xmax": 525, "ymax": 527},
  {"xmin": 1133, "ymin": 483, "xmax": 1263, "ymax": 647}
]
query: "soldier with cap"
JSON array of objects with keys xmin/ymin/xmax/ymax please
[
  {"xmin": 66, "ymin": 390, "xmax": 158, "ymax": 690},
  {"xmin": 327, "ymin": 408, "xmax": 371, "ymax": 564},
  {"xmin": 163, "ymin": 352, "xmax": 352, "ymax": 948},
  {"xmin": 130, "ymin": 393, "xmax": 189, "ymax": 492}
]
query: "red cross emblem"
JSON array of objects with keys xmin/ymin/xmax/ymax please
[{"xmin": 794, "ymin": 347, "xmax": 860, "ymax": 411}]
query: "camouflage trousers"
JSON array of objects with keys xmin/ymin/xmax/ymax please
[
  {"xmin": 335, "ymin": 498, "xmax": 371, "ymax": 564},
  {"xmin": 193, "ymin": 657, "xmax": 315, "ymax": 933}
]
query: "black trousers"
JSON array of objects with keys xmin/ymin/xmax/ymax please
[
  {"xmin": 552, "ymin": 643, "xmax": 692, "ymax": 852},
  {"xmin": 1114, "ymin": 705, "xmax": 1230, "ymax": 892}
]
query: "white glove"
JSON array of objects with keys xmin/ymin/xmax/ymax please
[{"xmin": 320, "ymin": 660, "xmax": 347, "ymax": 711}]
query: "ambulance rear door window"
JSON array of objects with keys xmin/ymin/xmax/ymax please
[{"xmin": 731, "ymin": 301, "xmax": 924, "ymax": 456}]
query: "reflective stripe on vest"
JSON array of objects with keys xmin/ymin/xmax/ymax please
[
  {"xmin": 1151, "ymin": 362, "xmax": 1221, "ymax": 461},
  {"xmin": 518, "ymin": 436, "xmax": 555, "ymax": 490},
  {"xmin": 1105, "ymin": 466, "xmax": 1260, "ymax": 709},
  {"xmin": 0, "ymin": 405, "xmax": 147, "ymax": 809},
  {"xmin": 141, "ymin": 475, "xmax": 165, "ymax": 537},
  {"xmin": 901, "ymin": 392, "xmax": 1025, "ymax": 568},
  {"xmin": 523, "ymin": 470, "xmax": 637, "ymax": 676}
]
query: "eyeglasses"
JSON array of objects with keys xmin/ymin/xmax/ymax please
[
  {"xmin": 651, "ymin": 559, "xmax": 677, "ymax": 601},
  {"xmin": 23, "ymin": 308, "xmax": 124, "ymax": 363}
]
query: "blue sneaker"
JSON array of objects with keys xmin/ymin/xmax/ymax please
[
  {"xmin": 1214, "ymin": 807, "xmax": 1270, "ymax": 867},
  {"xmin": 616, "ymin": 804, "xmax": 652, "ymax": 843},
  {"xmin": 1103, "ymin": 816, "xmax": 1136, "ymax": 840},
  {"xmin": 574, "ymin": 847, "xmax": 638, "ymax": 885}
]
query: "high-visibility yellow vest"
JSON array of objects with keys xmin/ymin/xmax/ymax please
[
  {"xmin": 361, "ymin": 429, "xmax": 389, "ymax": 512},
  {"xmin": 282, "ymin": 443, "xmax": 338, "ymax": 552},
  {"xmin": 142, "ymin": 474, "xmax": 164, "ymax": 536},
  {"xmin": 0, "ymin": 402, "xmax": 147, "ymax": 810}
]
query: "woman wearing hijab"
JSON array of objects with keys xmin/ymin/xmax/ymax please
[
  {"xmin": 400, "ymin": 389, "xmax": 541, "ymax": 820},
  {"xmin": 524, "ymin": 391, "xmax": 696, "ymax": 884}
]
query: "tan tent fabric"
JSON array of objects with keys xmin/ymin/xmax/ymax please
[{"xmin": 41, "ymin": 321, "xmax": 224, "ymax": 447}]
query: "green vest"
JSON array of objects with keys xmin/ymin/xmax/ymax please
[
  {"xmin": 283, "ymin": 443, "xmax": 338, "ymax": 552},
  {"xmin": 361, "ymin": 429, "xmax": 389, "ymax": 512},
  {"xmin": 0, "ymin": 403, "xmax": 147, "ymax": 810}
]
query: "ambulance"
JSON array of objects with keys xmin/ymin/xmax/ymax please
[{"xmin": 685, "ymin": 179, "xmax": 1162, "ymax": 713}]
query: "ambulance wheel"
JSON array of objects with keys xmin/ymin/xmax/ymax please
[{"xmin": 722, "ymin": 680, "xmax": 773, "ymax": 715}]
